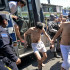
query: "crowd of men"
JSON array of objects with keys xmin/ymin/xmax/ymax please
[
  {"xmin": 24, "ymin": 13, "xmax": 70, "ymax": 70},
  {"xmin": 0, "ymin": 0, "xmax": 70, "ymax": 70},
  {"xmin": 47, "ymin": 13, "xmax": 70, "ymax": 70}
]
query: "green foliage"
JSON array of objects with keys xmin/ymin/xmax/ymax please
[{"xmin": 64, "ymin": 7, "xmax": 70, "ymax": 10}]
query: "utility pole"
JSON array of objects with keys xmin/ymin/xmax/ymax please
[{"xmin": 47, "ymin": 0, "xmax": 50, "ymax": 4}]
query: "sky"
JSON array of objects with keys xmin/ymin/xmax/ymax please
[{"xmin": 40, "ymin": 0, "xmax": 70, "ymax": 8}]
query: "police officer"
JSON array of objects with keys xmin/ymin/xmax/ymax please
[
  {"xmin": 0, "ymin": 15, "xmax": 21, "ymax": 70},
  {"xmin": 48, "ymin": 15, "xmax": 60, "ymax": 58}
]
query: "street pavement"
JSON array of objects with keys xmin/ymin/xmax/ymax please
[{"xmin": 18, "ymin": 47, "xmax": 62, "ymax": 70}]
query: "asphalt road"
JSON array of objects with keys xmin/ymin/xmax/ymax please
[{"xmin": 18, "ymin": 47, "xmax": 62, "ymax": 70}]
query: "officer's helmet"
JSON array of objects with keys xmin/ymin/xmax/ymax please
[{"xmin": 50, "ymin": 14, "xmax": 56, "ymax": 21}]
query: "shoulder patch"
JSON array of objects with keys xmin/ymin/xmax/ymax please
[{"xmin": 1, "ymin": 33, "xmax": 8, "ymax": 37}]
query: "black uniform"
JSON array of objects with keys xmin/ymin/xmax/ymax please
[
  {"xmin": 0, "ymin": 26, "xmax": 18, "ymax": 70},
  {"xmin": 0, "ymin": 60, "xmax": 10, "ymax": 70},
  {"xmin": 48, "ymin": 21, "xmax": 61, "ymax": 57}
]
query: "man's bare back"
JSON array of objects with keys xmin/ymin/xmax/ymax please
[
  {"xmin": 61, "ymin": 22, "xmax": 70, "ymax": 45},
  {"xmin": 52, "ymin": 22, "xmax": 70, "ymax": 45}
]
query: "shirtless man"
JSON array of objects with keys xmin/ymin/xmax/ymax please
[
  {"xmin": 51, "ymin": 21, "xmax": 70, "ymax": 70},
  {"xmin": 24, "ymin": 22, "xmax": 51, "ymax": 70},
  {"xmin": 9, "ymin": 0, "xmax": 26, "ymax": 43}
]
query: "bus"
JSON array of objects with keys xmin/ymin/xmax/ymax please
[
  {"xmin": 62, "ymin": 9, "xmax": 70, "ymax": 17},
  {"xmin": 0, "ymin": 0, "xmax": 50, "ymax": 58}
]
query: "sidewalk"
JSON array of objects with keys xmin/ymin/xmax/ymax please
[{"xmin": 22, "ymin": 47, "xmax": 62, "ymax": 70}]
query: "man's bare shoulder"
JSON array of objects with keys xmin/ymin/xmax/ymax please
[
  {"xmin": 25, "ymin": 27, "xmax": 35, "ymax": 34},
  {"xmin": 29, "ymin": 27, "xmax": 35, "ymax": 30},
  {"xmin": 60, "ymin": 22, "xmax": 70, "ymax": 28}
]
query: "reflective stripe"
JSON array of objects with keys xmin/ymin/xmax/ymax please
[
  {"xmin": 5, "ymin": 66, "xmax": 12, "ymax": 70},
  {"xmin": 1, "ymin": 33, "xmax": 8, "ymax": 37}
]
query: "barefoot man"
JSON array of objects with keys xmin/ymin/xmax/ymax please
[
  {"xmin": 24, "ymin": 22, "xmax": 51, "ymax": 70},
  {"xmin": 51, "ymin": 21, "xmax": 70, "ymax": 70}
]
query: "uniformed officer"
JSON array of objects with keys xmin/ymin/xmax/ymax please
[
  {"xmin": 0, "ymin": 15, "xmax": 21, "ymax": 70},
  {"xmin": 0, "ymin": 59, "xmax": 11, "ymax": 70},
  {"xmin": 48, "ymin": 15, "xmax": 60, "ymax": 58}
]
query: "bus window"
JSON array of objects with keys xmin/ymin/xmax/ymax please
[
  {"xmin": 17, "ymin": 4, "xmax": 29, "ymax": 34},
  {"xmin": 16, "ymin": 3, "xmax": 31, "ymax": 51},
  {"xmin": 0, "ymin": 0, "xmax": 6, "ymax": 10}
]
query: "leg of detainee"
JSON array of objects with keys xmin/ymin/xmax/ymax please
[
  {"xmin": 57, "ymin": 38, "xmax": 60, "ymax": 51},
  {"xmin": 41, "ymin": 52, "xmax": 47, "ymax": 67},
  {"xmin": 14, "ymin": 24, "xmax": 23, "ymax": 42},
  {"xmin": 53, "ymin": 42, "xmax": 57, "ymax": 57},
  {"xmin": 41, "ymin": 42, "xmax": 47, "ymax": 64},
  {"xmin": 34, "ymin": 52, "xmax": 42, "ymax": 70},
  {"xmin": 60, "ymin": 45, "xmax": 69, "ymax": 70},
  {"xmin": 41, "ymin": 52, "xmax": 47, "ymax": 63}
]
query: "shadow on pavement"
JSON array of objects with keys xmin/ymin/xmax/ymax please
[
  {"xmin": 18, "ymin": 49, "xmax": 62, "ymax": 70},
  {"xmin": 50, "ymin": 62, "xmax": 62, "ymax": 70}
]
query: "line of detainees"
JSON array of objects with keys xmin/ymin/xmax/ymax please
[{"xmin": 46, "ymin": 13, "xmax": 70, "ymax": 58}]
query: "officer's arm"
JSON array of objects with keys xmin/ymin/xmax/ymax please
[
  {"xmin": 0, "ymin": 32, "xmax": 18, "ymax": 62},
  {"xmin": 49, "ymin": 24, "xmax": 57, "ymax": 33},
  {"xmin": 50, "ymin": 28, "xmax": 57, "ymax": 33},
  {"xmin": 1, "ymin": 45, "xmax": 18, "ymax": 62},
  {"xmin": 24, "ymin": 28, "xmax": 31, "ymax": 41}
]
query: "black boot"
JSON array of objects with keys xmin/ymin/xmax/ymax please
[{"xmin": 53, "ymin": 52, "xmax": 60, "ymax": 58}]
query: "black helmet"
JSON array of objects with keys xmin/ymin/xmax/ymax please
[{"xmin": 50, "ymin": 14, "xmax": 56, "ymax": 21}]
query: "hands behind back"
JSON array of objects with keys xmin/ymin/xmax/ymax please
[
  {"xmin": 50, "ymin": 39, "xmax": 55, "ymax": 49},
  {"xmin": 24, "ymin": 40, "xmax": 28, "ymax": 48},
  {"xmin": 16, "ymin": 58, "xmax": 21, "ymax": 65}
]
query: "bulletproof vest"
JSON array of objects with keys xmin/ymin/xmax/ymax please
[
  {"xmin": 0, "ymin": 26, "xmax": 13, "ymax": 48},
  {"xmin": 48, "ymin": 21, "xmax": 59, "ymax": 37},
  {"xmin": 51, "ymin": 22, "xmax": 59, "ymax": 30},
  {"xmin": 0, "ymin": 26, "xmax": 16, "ymax": 57},
  {"xmin": 0, "ymin": 60, "xmax": 10, "ymax": 70}
]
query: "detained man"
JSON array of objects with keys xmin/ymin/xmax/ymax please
[
  {"xmin": 51, "ymin": 21, "xmax": 70, "ymax": 70},
  {"xmin": 24, "ymin": 22, "xmax": 51, "ymax": 70}
]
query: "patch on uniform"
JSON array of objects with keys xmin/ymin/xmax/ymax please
[{"xmin": 1, "ymin": 33, "xmax": 8, "ymax": 37}]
